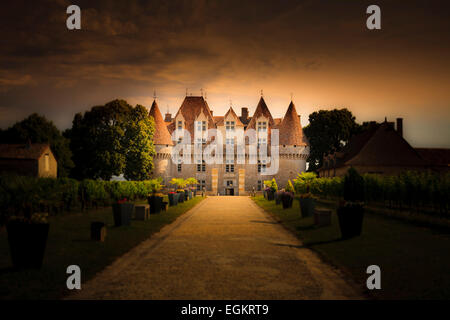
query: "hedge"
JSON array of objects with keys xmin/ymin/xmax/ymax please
[
  {"xmin": 293, "ymin": 170, "xmax": 449, "ymax": 215},
  {"xmin": 0, "ymin": 174, "xmax": 163, "ymax": 224}
]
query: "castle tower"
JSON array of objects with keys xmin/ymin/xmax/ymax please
[
  {"xmin": 149, "ymin": 100, "xmax": 174, "ymax": 185},
  {"xmin": 276, "ymin": 101, "xmax": 309, "ymax": 187}
]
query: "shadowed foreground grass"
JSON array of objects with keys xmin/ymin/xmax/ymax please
[
  {"xmin": 252, "ymin": 195, "xmax": 450, "ymax": 300},
  {"xmin": 0, "ymin": 196, "xmax": 204, "ymax": 299}
]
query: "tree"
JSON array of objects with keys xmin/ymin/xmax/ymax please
[
  {"xmin": 67, "ymin": 99, "xmax": 156, "ymax": 181},
  {"xmin": 123, "ymin": 105, "xmax": 156, "ymax": 181},
  {"xmin": 0, "ymin": 113, "xmax": 74, "ymax": 177},
  {"xmin": 303, "ymin": 109, "xmax": 360, "ymax": 172}
]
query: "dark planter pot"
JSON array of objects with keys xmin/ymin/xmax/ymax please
[
  {"xmin": 168, "ymin": 193, "xmax": 179, "ymax": 206},
  {"xmin": 299, "ymin": 198, "xmax": 315, "ymax": 217},
  {"xmin": 7, "ymin": 222, "xmax": 49, "ymax": 269},
  {"xmin": 281, "ymin": 192, "xmax": 294, "ymax": 209},
  {"xmin": 112, "ymin": 203, "xmax": 134, "ymax": 226},
  {"xmin": 183, "ymin": 190, "xmax": 189, "ymax": 201},
  {"xmin": 314, "ymin": 209, "xmax": 332, "ymax": 227},
  {"xmin": 266, "ymin": 190, "xmax": 275, "ymax": 201},
  {"xmin": 91, "ymin": 221, "xmax": 106, "ymax": 242},
  {"xmin": 275, "ymin": 191, "xmax": 283, "ymax": 205},
  {"xmin": 148, "ymin": 196, "xmax": 163, "ymax": 214},
  {"xmin": 177, "ymin": 191, "xmax": 185, "ymax": 203},
  {"xmin": 337, "ymin": 204, "xmax": 364, "ymax": 239}
]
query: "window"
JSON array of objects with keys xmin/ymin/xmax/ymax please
[
  {"xmin": 257, "ymin": 180, "xmax": 263, "ymax": 191},
  {"xmin": 196, "ymin": 121, "xmax": 207, "ymax": 132},
  {"xmin": 197, "ymin": 180, "xmax": 206, "ymax": 191},
  {"xmin": 226, "ymin": 138, "xmax": 235, "ymax": 145},
  {"xmin": 226, "ymin": 121, "xmax": 235, "ymax": 131},
  {"xmin": 197, "ymin": 160, "xmax": 206, "ymax": 172},
  {"xmin": 257, "ymin": 138, "xmax": 267, "ymax": 147},
  {"xmin": 177, "ymin": 137, "xmax": 183, "ymax": 145},
  {"xmin": 225, "ymin": 160, "xmax": 234, "ymax": 173},
  {"xmin": 178, "ymin": 121, "xmax": 183, "ymax": 130},
  {"xmin": 177, "ymin": 163, "xmax": 182, "ymax": 172},
  {"xmin": 257, "ymin": 121, "xmax": 267, "ymax": 132},
  {"xmin": 44, "ymin": 154, "xmax": 49, "ymax": 171},
  {"xmin": 257, "ymin": 160, "xmax": 266, "ymax": 173},
  {"xmin": 227, "ymin": 180, "xmax": 233, "ymax": 187}
]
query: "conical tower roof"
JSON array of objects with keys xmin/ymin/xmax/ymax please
[
  {"xmin": 279, "ymin": 101, "xmax": 307, "ymax": 146},
  {"xmin": 149, "ymin": 100, "xmax": 173, "ymax": 145},
  {"xmin": 246, "ymin": 97, "xmax": 275, "ymax": 130}
]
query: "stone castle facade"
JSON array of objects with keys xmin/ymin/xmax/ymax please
[{"xmin": 149, "ymin": 95, "xmax": 309, "ymax": 195}]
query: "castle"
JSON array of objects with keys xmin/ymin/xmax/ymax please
[{"xmin": 149, "ymin": 95, "xmax": 309, "ymax": 195}]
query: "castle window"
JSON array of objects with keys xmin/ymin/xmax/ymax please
[
  {"xmin": 196, "ymin": 121, "xmax": 207, "ymax": 132},
  {"xmin": 257, "ymin": 138, "xmax": 267, "ymax": 148},
  {"xmin": 257, "ymin": 180, "xmax": 263, "ymax": 191},
  {"xmin": 226, "ymin": 121, "xmax": 235, "ymax": 131},
  {"xmin": 257, "ymin": 121, "xmax": 267, "ymax": 132},
  {"xmin": 178, "ymin": 121, "xmax": 183, "ymax": 130},
  {"xmin": 226, "ymin": 138, "xmax": 235, "ymax": 145},
  {"xmin": 177, "ymin": 137, "xmax": 182, "ymax": 145},
  {"xmin": 226, "ymin": 159, "xmax": 234, "ymax": 173},
  {"xmin": 197, "ymin": 160, "xmax": 206, "ymax": 172},
  {"xmin": 177, "ymin": 163, "xmax": 182, "ymax": 172},
  {"xmin": 257, "ymin": 160, "xmax": 266, "ymax": 173},
  {"xmin": 197, "ymin": 180, "xmax": 206, "ymax": 191}
]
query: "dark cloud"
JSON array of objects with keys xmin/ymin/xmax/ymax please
[{"xmin": 0, "ymin": 0, "xmax": 449, "ymax": 147}]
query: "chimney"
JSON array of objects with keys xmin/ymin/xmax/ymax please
[
  {"xmin": 396, "ymin": 118, "xmax": 403, "ymax": 137},
  {"xmin": 164, "ymin": 113, "xmax": 172, "ymax": 122},
  {"xmin": 241, "ymin": 107, "xmax": 248, "ymax": 121},
  {"xmin": 210, "ymin": 110, "xmax": 214, "ymax": 117}
]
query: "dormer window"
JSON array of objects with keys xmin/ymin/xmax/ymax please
[
  {"xmin": 226, "ymin": 121, "xmax": 235, "ymax": 131},
  {"xmin": 177, "ymin": 121, "xmax": 183, "ymax": 130},
  {"xmin": 196, "ymin": 121, "xmax": 207, "ymax": 132},
  {"xmin": 257, "ymin": 121, "xmax": 267, "ymax": 132}
]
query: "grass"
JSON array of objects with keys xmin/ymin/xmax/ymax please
[
  {"xmin": 0, "ymin": 196, "xmax": 204, "ymax": 299},
  {"xmin": 252, "ymin": 195, "xmax": 450, "ymax": 300}
]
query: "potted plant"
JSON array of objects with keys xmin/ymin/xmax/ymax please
[
  {"xmin": 168, "ymin": 191, "xmax": 179, "ymax": 206},
  {"xmin": 112, "ymin": 198, "xmax": 134, "ymax": 226},
  {"xmin": 186, "ymin": 178, "xmax": 198, "ymax": 198},
  {"xmin": 282, "ymin": 180, "xmax": 295, "ymax": 209},
  {"xmin": 147, "ymin": 179, "xmax": 164, "ymax": 214},
  {"xmin": 170, "ymin": 178, "xmax": 187, "ymax": 202},
  {"xmin": 337, "ymin": 168, "xmax": 365, "ymax": 239},
  {"xmin": 294, "ymin": 172, "xmax": 316, "ymax": 217},
  {"xmin": 7, "ymin": 213, "xmax": 50, "ymax": 269},
  {"xmin": 264, "ymin": 178, "xmax": 278, "ymax": 201},
  {"xmin": 275, "ymin": 190, "xmax": 283, "ymax": 205}
]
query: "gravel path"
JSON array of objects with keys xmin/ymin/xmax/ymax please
[{"xmin": 68, "ymin": 196, "xmax": 362, "ymax": 299}]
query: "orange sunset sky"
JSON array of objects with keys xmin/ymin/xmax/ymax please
[{"xmin": 0, "ymin": 0, "xmax": 449, "ymax": 147}]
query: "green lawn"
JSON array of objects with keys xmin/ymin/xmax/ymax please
[
  {"xmin": 252, "ymin": 196, "xmax": 450, "ymax": 300},
  {"xmin": 0, "ymin": 196, "xmax": 204, "ymax": 299}
]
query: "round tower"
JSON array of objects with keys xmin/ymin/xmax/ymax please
[
  {"xmin": 277, "ymin": 101, "xmax": 310, "ymax": 187},
  {"xmin": 149, "ymin": 100, "xmax": 174, "ymax": 185}
]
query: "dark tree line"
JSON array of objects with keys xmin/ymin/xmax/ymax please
[{"xmin": 1, "ymin": 99, "xmax": 156, "ymax": 181}]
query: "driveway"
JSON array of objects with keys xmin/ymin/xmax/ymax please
[{"xmin": 68, "ymin": 196, "xmax": 362, "ymax": 299}]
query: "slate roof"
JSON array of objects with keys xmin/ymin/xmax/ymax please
[
  {"xmin": 320, "ymin": 122, "xmax": 428, "ymax": 170},
  {"xmin": 246, "ymin": 97, "xmax": 275, "ymax": 130},
  {"xmin": 167, "ymin": 96, "xmax": 216, "ymax": 138},
  {"xmin": 278, "ymin": 101, "xmax": 308, "ymax": 146},
  {"xmin": 149, "ymin": 100, "xmax": 174, "ymax": 145},
  {"xmin": 216, "ymin": 107, "xmax": 244, "ymax": 126},
  {"xmin": 0, "ymin": 143, "xmax": 51, "ymax": 160},
  {"xmin": 415, "ymin": 148, "xmax": 450, "ymax": 167}
]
